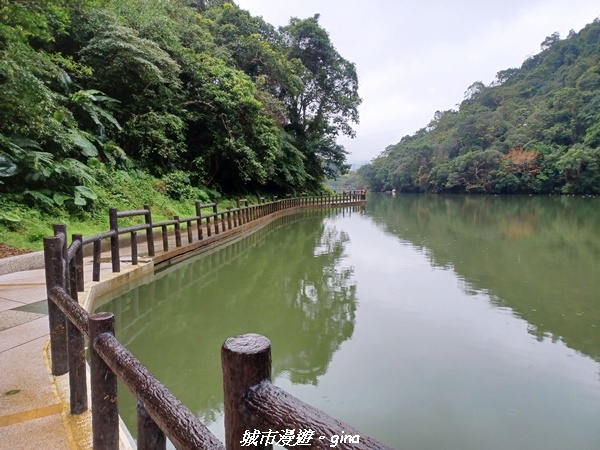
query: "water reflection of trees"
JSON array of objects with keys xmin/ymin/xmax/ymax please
[
  {"xmin": 97, "ymin": 208, "xmax": 358, "ymax": 428},
  {"xmin": 367, "ymin": 194, "xmax": 600, "ymax": 362}
]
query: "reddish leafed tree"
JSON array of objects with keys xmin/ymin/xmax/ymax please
[{"xmin": 502, "ymin": 147, "xmax": 541, "ymax": 176}]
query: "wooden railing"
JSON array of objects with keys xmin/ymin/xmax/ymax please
[
  {"xmin": 44, "ymin": 235, "xmax": 224, "ymax": 449},
  {"xmin": 83, "ymin": 192, "xmax": 365, "ymax": 282},
  {"xmin": 42, "ymin": 192, "xmax": 393, "ymax": 450}
]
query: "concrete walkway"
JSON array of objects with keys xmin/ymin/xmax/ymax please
[
  {"xmin": 0, "ymin": 250, "xmax": 148, "ymax": 449},
  {"xmin": 0, "ymin": 267, "xmax": 72, "ymax": 450}
]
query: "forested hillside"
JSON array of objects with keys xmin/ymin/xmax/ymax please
[
  {"xmin": 0, "ymin": 0, "xmax": 360, "ymax": 213},
  {"xmin": 359, "ymin": 19, "xmax": 600, "ymax": 194}
]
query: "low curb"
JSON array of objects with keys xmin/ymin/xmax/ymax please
[{"xmin": 0, "ymin": 251, "xmax": 44, "ymax": 276}]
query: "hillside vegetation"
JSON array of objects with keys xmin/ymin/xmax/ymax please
[
  {"xmin": 0, "ymin": 0, "xmax": 360, "ymax": 250},
  {"xmin": 359, "ymin": 19, "xmax": 600, "ymax": 194}
]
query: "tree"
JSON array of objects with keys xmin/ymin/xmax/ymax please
[
  {"xmin": 362, "ymin": 18, "xmax": 600, "ymax": 195},
  {"xmin": 280, "ymin": 15, "xmax": 361, "ymax": 190},
  {"xmin": 540, "ymin": 32, "xmax": 561, "ymax": 51},
  {"xmin": 0, "ymin": 0, "xmax": 116, "ymax": 206},
  {"xmin": 556, "ymin": 145, "xmax": 600, "ymax": 194},
  {"xmin": 496, "ymin": 147, "xmax": 541, "ymax": 193}
]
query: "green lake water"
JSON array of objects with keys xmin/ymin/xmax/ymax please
[{"xmin": 96, "ymin": 194, "xmax": 600, "ymax": 449}]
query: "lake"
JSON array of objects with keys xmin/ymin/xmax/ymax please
[{"xmin": 97, "ymin": 194, "xmax": 600, "ymax": 449}]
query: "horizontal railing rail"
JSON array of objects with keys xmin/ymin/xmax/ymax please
[
  {"xmin": 43, "ymin": 191, "xmax": 375, "ymax": 449},
  {"xmin": 222, "ymin": 333, "xmax": 392, "ymax": 450}
]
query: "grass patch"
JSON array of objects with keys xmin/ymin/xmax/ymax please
[{"xmin": 0, "ymin": 165, "xmax": 260, "ymax": 252}]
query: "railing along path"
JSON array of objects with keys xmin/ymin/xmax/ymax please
[{"xmin": 42, "ymin": 192, "xmax": 395, "ymax": 449}]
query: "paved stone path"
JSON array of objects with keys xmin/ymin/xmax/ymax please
[{"xmin": 0, "ymin": 268, "xmax": 71, "ymax": 449}]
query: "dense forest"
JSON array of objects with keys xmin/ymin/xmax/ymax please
[
  {"xmin": 0, "ymin": 0, "xmax": 360, "ymax": 214},
  {"xmin": 359, "ymin": 19, "xmax": 600, "ymax": 195}
]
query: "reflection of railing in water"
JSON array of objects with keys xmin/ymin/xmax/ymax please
[
  {"xmin": 112, "ymin": 207, "xmax": 362, "ymax": 342},
  {"xmin": 43, "ymin": 194, "xmax": 396, "ymax": 449}
]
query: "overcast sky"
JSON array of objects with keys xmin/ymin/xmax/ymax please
[{"xmin": 235, "ymin": 0, "xmax": 599, "ymax": 166}]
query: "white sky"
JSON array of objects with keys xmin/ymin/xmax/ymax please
[{"xmin": 234, "ymin": 0, "xmax": 600, "ymax": 166}]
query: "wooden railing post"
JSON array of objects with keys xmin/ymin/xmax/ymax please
[
  {"xmin": 53, "ymin": 224, "xmax": 68, "ymax": 287},
  {"xmin": 195, "ymin": 201, "xmax": 204, "ymax": 240},
  {"xmin": 65, "ymin": 232, "xmax": 88, "ymax": 415},
  {"xmin": 206, "ymin": 207, "xmax": 212, "ymax": 237},
  {"xmin": 73, "ymin": 233, "xmax": 84, "ymax": 292},
  {"xmin": 93, "ymin": 239, "xmax": 101, "ymax": 282},
  {"xmin": 137, "ymin": 400, "xmax": 166, "ymax": 450},
  {"xmin": 144, "ymin": 204, "xmax": 155, "ymax": 257},
  {"xmin": 109, "ymin": 207, "xmax": 120, "ymax": 273},
  {"xmin": 131, "ymin": 231, "xmax": 138, "ymax": 265},
  {"xmin": 161, "ymin": 225, "xmax": 169, "ymax": 251},
  {"xmin": 67, "ymin": 311, "xmax": 87, "ymax": 414},
  {"xmin": 222, "ymin": 334, "xmax": 272, "ymax": 450},
  {"xmin": 174, "ymin": 216, "xmax": 182, "ymax": 247},
  {"xmin": 43, "ymin": 236, "xmax": 68, "ymax": 376},
  {"xmin": 90, "ymin": 312, "xmax": 119, "ymax": 449},
  {"xmin": 186, "ymin": 220, "xmax": 193, "ymax": 243},
  {"xmin": 236, "ymin": 198, "xmax": 243, "ymax": 225},
  {"xmin": 213, "ymin": 203, "xmax": 220, "ymax": 234}
]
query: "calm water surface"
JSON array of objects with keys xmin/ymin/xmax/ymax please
[{"xmin": 97, "ymin": 194, "xmax": 600, "ymax": 449}]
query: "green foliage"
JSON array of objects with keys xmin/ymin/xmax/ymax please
[
  {"xmin": 1, "ymin": 0, "xmax": 360, "ymax": 213},
  {"xmin": 279, "ymin": 15, "xmax": 361, "ymax": 189},
  {"xmin": 361, "ymin": 19, "xmax": 600, "ymax": 194},
  {"xmin": 159, "ymin": 171, "xmax": 211, "ymax": 202},
  {"xmin": 0, "ymin": 158, "xmax": 250, "ymax": 252}
]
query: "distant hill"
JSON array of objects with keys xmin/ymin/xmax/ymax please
[{"xmin": 359, "ymin": 18, "xmax": 600, "ymax": 194}]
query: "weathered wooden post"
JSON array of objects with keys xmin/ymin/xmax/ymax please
[
  {"xmin": 64, "ymin": 233, "xmax": 88, "ymax": 414},
  {"xmin": 213, "ymin": 203, "xmax": 220, "ymax": 234},
  {"xmin": 43, "ymin": 235, "xmax": 68, "ymax": 376},
  {"xmin": 90, "ymin": 312, "xmax": 119, "ymax": 449},
  {"xmin": 206, "ymin": 206, "xmax": 213, "ymax": 237},
  {"xmin": 131, "ymin": 231, "xmax": 138, "ymax": 265},
  {"xmin": 92, "ymin": 239, "xmax": 101, "ymax": 282},
  {"xmin": 67, "ymin": 310, "xmax": 87, "ymax": 414},
  {"xmin": 53, "ymin": 225, "xmax": 68, "ymax": 288},
  {"xmin": 236, "ymin": 198, "xmax": 242, "ymax": 225},
  {"xmin": 137, "ymin": 400, "xmax": 166, "ymax": 450},
  {"xmin": 195, "ymin": 201, "xmax": 204, "ymax": 240},
  {"xmin": 187, "ymin": 220, "xmax": 193, "ymax": 243},
  {"xmin": 222, "ymin": 334, "xmax": 272, "ymax": 450},
  {"xmin": 73, "ymin": 233, "xmax": 84, "ymax": 292},
  {"xmin": 227, "ymin": 208, "xmax": 232, "ymax": 230},
  {"xmin": 174, "ymin": 216, "xmax": 182, "ymax": 247},
  {"xmin": 67, "ymin": 241, "xmax": 77, "ymax": 300},
  {"xmin": 161, "ymin": 225, "xmax": 169, "ymax": 251},
  {"xmin": 144, "ymin": 204, "xmax": 155, "ymax": 257},
  {"xmin": 109, "ymin": 208, "xmax": 120, "ymax": 273}
]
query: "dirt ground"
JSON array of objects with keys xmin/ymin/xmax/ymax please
[{"xmin": 0, "ymin": 243, "xmax": 33, "ymax": 259}]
